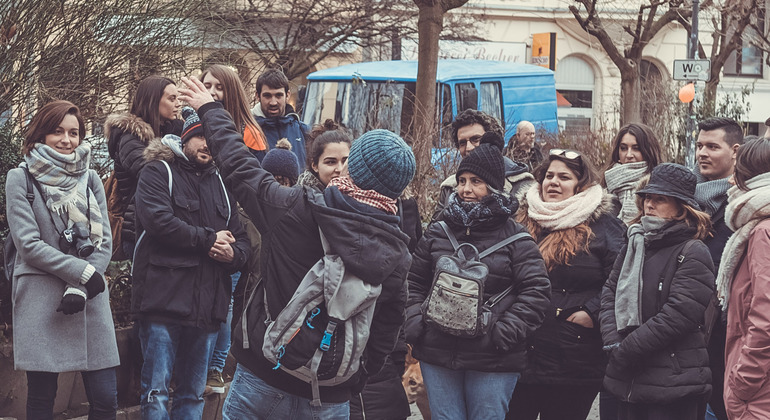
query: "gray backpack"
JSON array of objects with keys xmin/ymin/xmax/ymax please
[
  {"xmin": 422, "ymin": 221, "xmax": 532, "ymax": 338},
  {"xmin": 261, "ymin": 227, "xmax": 381, "ymax": 406}
]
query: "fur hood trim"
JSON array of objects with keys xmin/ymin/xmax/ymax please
[
  {"xmin": 104, "ymin": 113, "xmax": 155, "ymax": 144},
  {"xmin": 518, "ymin": 185, "xmax": 616, "ymax": 225},
  {"xmin": 143, "ymin": 138, "xmax": 176, "ymax": 163}
]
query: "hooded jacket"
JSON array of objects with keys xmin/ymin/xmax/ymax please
[
  {"xmin": 405, "ymin": 197, "xmax": 551, "ymax": 372},
  {"xmin": 131, "ymin": 138, "xmax": 248, "ymax": 329},
  {"xmin": 252, "ymin": 103, "xmax": 309, "ymax": 174},
  {"xmin": 105, "ymin": 114, "xmax": 182, "ymax": 252},
  {"xmin": 516, "ymin": 192, "xmax": 627, "ymax": 386},
  {"xmin": 600, "ymin": 222, "xmax": 715, "ymax": 404},
  {"xmin": 200, "ymin": 101, "xmax": 412, "ymax": 403}
]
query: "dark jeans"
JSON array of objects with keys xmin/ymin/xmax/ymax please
[
  {"xmin": 26, "ymin": 368, "xmax": 117, "ymax": 420},
  {"xmin": 507, "ymin": 382, "xmax": 600, "ymax": 420},
  {"xmin": 618, "ymin": 396, "xmax": 700, "ymax": 420}
]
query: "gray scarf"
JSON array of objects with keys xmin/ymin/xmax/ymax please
[
  {"xmin": 615, "ymin": 216, "xmax": 670, "ymax": 333},
  {"xmin": 695, "ymin": 170, "xmax": 731, "ymax": 216},
  {"xmin": 605, "ymin": 162, "xmax": 648, "ymax": 223}
]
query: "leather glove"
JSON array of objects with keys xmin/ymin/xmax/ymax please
[
  {"xmin": 84, "ymin": 272, "xmax": 105, "ymax": 299},
  {"xmin": 56, "ymin": 293, "xmax": 86, "ymax": 315}
]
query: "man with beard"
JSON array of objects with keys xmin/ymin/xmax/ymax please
[
  {"xmin": 131, "ymin": 107, "xmax": 249, "ymax": 419},
  {"xmin": 504, "ymin": 120, "xmax": 543, "ymax": 173},
  {"xmin": 694, "ymin": 117, "xmax": 744, "ymax": 420},
  {"xmin": 251, "ymin": 68, "xmax": 309, "ymax": 174}
]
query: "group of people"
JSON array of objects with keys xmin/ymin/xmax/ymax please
[{"xmin": 4, "ymin": 64, "xmax": 770, "ymax": 420}]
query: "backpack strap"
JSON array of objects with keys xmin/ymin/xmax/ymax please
[
  {"xmin": 22, "ymin": 167, "xmax": 35, "ymax": 204},
  {"xmin": 159, "ymin": 160, "xmax": 173, "ymax": 196},
  {"xmin": 479, "ymin": 232, "xmax": 532, "ymax": 259},
  {"xmin": 438, "ymin": 221, "xmax": 460, "ymax": 251}
]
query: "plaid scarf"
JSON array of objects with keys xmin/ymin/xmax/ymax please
[
  {"xmin": 25, "ymin": 143, "xmax": 105, "ymax": 250},
  {"xmin": 327, "ymin": 175, "xmax": 397, "ymax": 214}
]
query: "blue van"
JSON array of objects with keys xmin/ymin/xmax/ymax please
[{"xmin": 301, "ymin": 59, "xmax": 558, "ymax": 148}]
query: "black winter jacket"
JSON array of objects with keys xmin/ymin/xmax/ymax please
[
  {"xmin": 198, "ymin": 102, "xmax": 412, "ymax": 403},
  {"xmin": 105, "ymin": 114, "xmax": 182, "ymax": 252},
  {"xmin": 405, "ymin": 205, "xmax": 551, "ymax": 372},
  {"xmin": 131, "ymin": 139, "xmax": 248, "ymax": 329},
  {"xmin": 517, "ymin": 194, "xmax": 627, "ymax": 386},
  {"xmin": 600, "ymin": 222, "xmax": 715, "ymax": 404}
]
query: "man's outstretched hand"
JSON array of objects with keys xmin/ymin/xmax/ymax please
[{"xmin": 178, "ymin": 76, "xmax": 215, "ymax": 111}]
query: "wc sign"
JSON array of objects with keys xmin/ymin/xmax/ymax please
[{"xmin": 673, "ymin": 59, "xmax": 711, "ymax": 81}]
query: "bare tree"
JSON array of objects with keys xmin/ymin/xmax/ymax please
[{"xmin": 569, "ymin": 0, "xmax": 692, "ymax": 124}]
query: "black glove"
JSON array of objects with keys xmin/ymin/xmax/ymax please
[
  {"xmin": 56, "ymin": 293, "xmax": 86, "ymax": 315},
  {"xmin": 84, "ymin": 272, "xmax": 105, "ymax": 299}
]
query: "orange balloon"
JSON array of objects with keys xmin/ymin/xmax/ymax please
[{"xmin": 679, "ymin": 83, "xmax": 695, "ymax": 103}]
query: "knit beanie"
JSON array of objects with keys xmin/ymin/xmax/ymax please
[
  {"xmin": 479, "ymin": 131, "xmax": 504, "ymax": 153},
  {"xmin": 262, "ymin": 139, "xmax": 299, "ymax": 185},
  {"xmin": 347, "ymin": 129, "xmax": 416, "ymax": 199},
  {"xmin": 456, "ymin": 143, "xmax": 505, "ymax": 191},
  {"xmin": 181, "ymin": 107, "xmax": 203, "ymax": 144}
]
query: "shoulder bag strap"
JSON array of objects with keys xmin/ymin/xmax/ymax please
[{"xmin": 23, "ymin": 167, "xmax": 35, "ymax": 204}]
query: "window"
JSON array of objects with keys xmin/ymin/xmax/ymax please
[
  {"xmin": 725, "ymin": 9, "xmax": 764, "ymax": 77},
  {"xmin": 455, "ymin": 83, "xmax": 478, "ymax": 113},
  {"xmin": 480, "ymin": 82, "xmax": 503, "ymax": 125}
]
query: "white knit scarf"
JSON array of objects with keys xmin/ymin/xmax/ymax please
[
  {"xmin": 525, "ymin": 183, "xmax": 604, "ymax": 230},
  {"xmin": 716, "ymin": 172, "xmax": 770, "ymax": 309},
  {"xmin": 605, "ymin": 161, "xmax": 648, "ymax": 223}
]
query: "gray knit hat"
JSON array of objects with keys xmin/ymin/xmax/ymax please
[{"xmin": 347, "ymin": 129, "xmax": 416, "ymax": 199}]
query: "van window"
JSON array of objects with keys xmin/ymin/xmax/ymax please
[
  {"xmin": 480, "ymin": 82, "xmax": 503, "ymax": 125},
  {"xmin": 440, "ymin": 84, "xmax": 453, "ymax": 148},
  {"xmin": 456, "ymin": 83, "xmax": 478, "ymax": 113}
]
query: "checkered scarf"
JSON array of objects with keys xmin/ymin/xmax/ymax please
[
  {"xmin": 328, "ymin": 175, "xmax": 397, "ymax": 214},
  {"xmin": 25, "ymin": 143, "xmax": 105, "ymax": 250}
]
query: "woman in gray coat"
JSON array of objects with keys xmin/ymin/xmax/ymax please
[{"xmin": 5, "ymin": 101, "xmax": 119, "ymax": 419}]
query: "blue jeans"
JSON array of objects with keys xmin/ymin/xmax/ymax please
[
  {"xmin": 222, "ymin": 363, "xmax": 350, "ymax": 420},
  {"xmin": 420, "ymin": 361, "xmax": 520, "ymax": 420},
  {"xmin": 208, "ymin": 272, "xmax": 240, "ymax": 372},
  {"xmin": 138, "ymin": 320, "xmax": 217, "ymax": 420},
  {"xmin": 26, "ymin": 368, "xmax": 117, "ymax": 420}
]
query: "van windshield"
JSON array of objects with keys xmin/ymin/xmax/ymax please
[{"xmin": 303, "ymin": 80, "xmax": 416, "ymax": 139}]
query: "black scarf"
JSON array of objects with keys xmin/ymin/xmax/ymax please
[{"xmin": 442, "ymin": 192, "xmax": 516, "ymax": 229}]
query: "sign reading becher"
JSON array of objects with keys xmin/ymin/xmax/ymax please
[{"xmin": 673, "ymin": 59, "xmax": 711, "ymax": 81}]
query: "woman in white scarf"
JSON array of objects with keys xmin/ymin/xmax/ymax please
[
  {"xmin": 603, "ymin": 123, "xmax": 663, "ymax": 224},
  {"xmin": 720, "ymin": 138, "xmax": 770, "ymax": 420},
  {"xmin": 5, "ymin": 101, "xmax": 118, "ymax": 419}
]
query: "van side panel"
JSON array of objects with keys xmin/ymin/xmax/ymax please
[{"xmin": 499, "ymin": 74, "xmax": 558, "ymax": 143}]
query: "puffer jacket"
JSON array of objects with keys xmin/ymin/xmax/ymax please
[
  {"xmin": 105, "ymin": 114, "xmax": 182, "ymax": 252},
  {"xmin": 131, "ymin": 139, "xmax": 248, "ymax": 329},
  {"xmin": 405, "ymin": 200, "xmax": 551, "ymax": 372},
  {"xmin": 252, "ymin": 103, "xmax": 309, "ymax": 174},
  {"xmin": 517, "ymin": 193, "xmax": 626, "ymax": 386},
  {"xmin": 199, "ymin": 101, "xmax": 412, "ymax": 404},
  {"xmin": 600, "ymin": 222, "xmax": 715, "ymax": 404}
]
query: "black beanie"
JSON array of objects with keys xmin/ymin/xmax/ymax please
[
  {"xmin": 456, "ymin": 143, "xmax": 505, "ymax": 191},
  {"xmin": 479, "ymin": 131, "xmax": 504, "ymax": 153}
]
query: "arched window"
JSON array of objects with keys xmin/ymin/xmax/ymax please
[{"xmin": 555, "ymin": 55, "xmax": 595, "ymax": 132}]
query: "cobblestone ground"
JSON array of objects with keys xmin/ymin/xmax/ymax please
[{"xmin": 405, "ymin": 395, "xmax": 601, "ymax": 420}]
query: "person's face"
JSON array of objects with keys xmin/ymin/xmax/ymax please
[
  {"xmin": 202, "ymin": 73, "xmax": 224, "ymax": 102},
  {"xmin": 457, "ymin": 172, "xmax": 490, "ymax": 202},
  {"xmin": 697, "ymin": 129, "xmax": 738, "ymax": 180},
  {"xmin": 259, "ymin": 85, "xmax": 289, "ymax": 118},
  {"xmin": 516, "ymin": 125, "xmax": 536, "ymax": 149},
  {"xmin": 618, "ymin": 133, "xmax": 643, "ymax": 164},
  {"xmin": 159, "ymin": 84, "xmax": 180, "ymax": 122},
  {"xmin": 312, "ymin": 142, "xmax": 349, "ymax": 186},
  {"xmin": 643, "ymin": 194, "xmax": 681, "ymax": 219},
  {"xmin": 44, "ymin": 114, "xmax": 80, "ymax": 155},
  {"xmin": 457, "ymin": 123, "xmax": 485, "ymax": 158},
  {"xmin": 183, "ymin": 136, "xmax": 212, "ymax": 166},
  {"xmin": 541, "ymin": 160, "xmax": 579, "ymax": 202}
]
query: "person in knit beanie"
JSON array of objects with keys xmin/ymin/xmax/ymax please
[
  {"xmin": 456, "ymin": 143, "xmax": 505, "ymax": 193},
  {"xmin": 346, "ymin": 129, "xmax": 416, "ymax": 199},
  {"xmin": 261, "ymin": 138, "xmax": 299, "ymax": 186},
  {"xmin": 181, "ymin": 106, "xmax": 204, "ymax": 144}
]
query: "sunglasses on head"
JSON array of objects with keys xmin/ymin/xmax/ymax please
[{"xmin": 549, "ymin": 148, "xmax": 581, "ymax": 160}]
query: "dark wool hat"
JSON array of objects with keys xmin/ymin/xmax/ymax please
[
  {"xmin": 479, "ymin": 131, "xmax": 504, "ymax": 153},
  {"xmin": 262, "ymin": 139, "xmax": 299, "ymax": 184},
  {"xmin": 636, "ymin": 163, "xmax": 700, "ymax": 209},
  {"xmin": 181, "ymin": 107, "xmax": 203, "ymax": 144},
  {"xmin": 347, "ymin": 129, "xmax": 416, "ymax": 199},
  {"xmin": 456, "ymin": 143, "xmax": 505, "ymax": 191}
]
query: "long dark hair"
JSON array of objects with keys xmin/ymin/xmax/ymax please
[
  {"xmin": 607, "ymin": 123, "xmax": 663, "ymax": 172},
  {"xmin": 200, "ymin": 65, "xmax": 263, "ymax": 136},
  {"xmin": 306, "ymin": 119, "xmax": 352, "ymax": 172},
  {"xmin": 23, "ymin": 100, "xmax": 85, "ymax": 155},
  {"xmin": 533, "ymin": 151, "xmax": 599, "ymax": 195},
  {"xmin": 130, "ymin": 75, "xmax": 175, "ymax": 137}
]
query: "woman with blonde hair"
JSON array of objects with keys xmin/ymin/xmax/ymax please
[
  {"xmin": 601, "ymin": 163, "xmax": 715, "ymax": 420},
  {"xmin": 508, "ymin": 149, "xmax": 626, "ymax": 420}
]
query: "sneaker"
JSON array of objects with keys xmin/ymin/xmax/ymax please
[{"xmin": 204, "ymin": 370, "xmax": 225, "ymax": 395}]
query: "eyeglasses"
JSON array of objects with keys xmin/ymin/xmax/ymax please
[{"xmin": 549, "ymin": 148, "xmax": 581, "ymax": 160}]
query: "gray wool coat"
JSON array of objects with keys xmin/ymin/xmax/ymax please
[{"xmin": 6, "ymin": 166, "xmax": 119, "ymax": 372}]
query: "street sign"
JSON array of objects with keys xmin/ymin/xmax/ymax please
[{"xmin": 673, "ymin": 59, "xmax": 711, "ymax": 81}]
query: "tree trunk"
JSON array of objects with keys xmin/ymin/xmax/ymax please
[
  {"xmin": 410, "ymin": 2, "xmax": 443, "ymax": 217},
  {"xmin": 620, "ymin": 70, "xmax": 642, "ymax": 124}
]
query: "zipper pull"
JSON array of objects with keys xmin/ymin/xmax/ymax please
[
  {"xmin": 466, "ymin": 227, "xmax": 471, "ymax": 236},
  {"xmin": 658, "ymin": 282, "xmax": 663, "ymax": 291}
]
